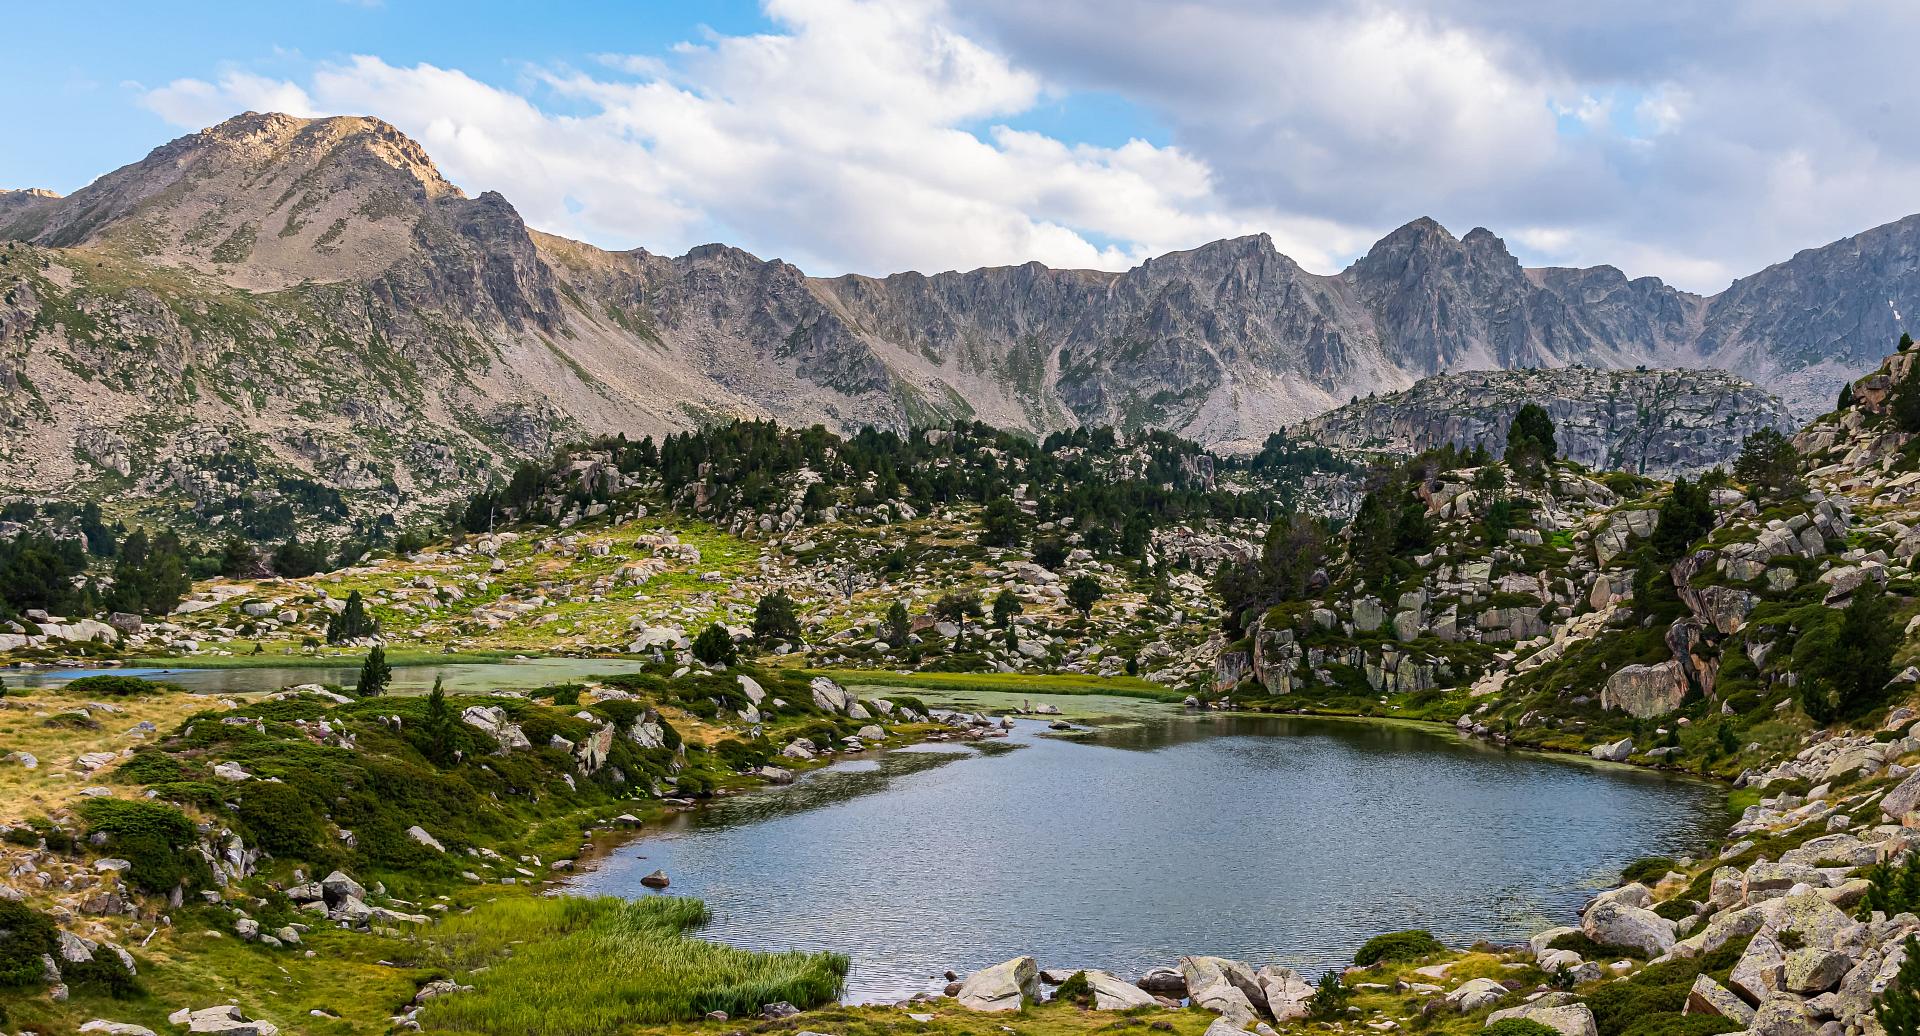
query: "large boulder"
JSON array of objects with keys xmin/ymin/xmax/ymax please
[
  {"xmin": 810, "ymin": 677, "xmax": 852, "ymax": 714},
  {"xmin": 1179, "ymin": 956, "xmax": 1265, "ymax": 1026},
  {"xmin": 1582, "ymin": 899, "xmax": 1675, "ymax": 956},
  {"xmin": 1257, "ymin": 966, "xmax": 1314, "ymax": 1022},
  {"xmin": 1136, "ymin": 966, "xmax": 1187, "ymax": 997},
  {"xmin": 1447, "ymin": 977, "xmax": 1508, "ymax": 1013},
  {"xmin": 1684, "ymin": 974, "xmax": 1754, "ymax": 1024},
  {"xmin": 1882, "ymin": 769, "xmax": 1920, "ymax": 820},
  {"xmin": 1730, "ymin": 933, "xmax": 1788, "ymax": 1003},
  {"xmin": 1601, "ymin": 662, "xmax": 1687, "ymax": 718},
  {"xmin": 956, "ymin": 956, "xmax": 1040, "ymax": 1012},
  {"xmin": 1485, "ymin": 998, "xmax": 1597, "ymax": 1036},
  {"xmin": 1749, "ymin": 996, "xmax": 1819, "ymax": 1036},
  {"xmin": 168, "ymin": 1005, "xmax": 279, "ymax": 1035},
  {"xmin": 1082, "ymin": 970, "xmax": 1159, "ymax": 1010}
]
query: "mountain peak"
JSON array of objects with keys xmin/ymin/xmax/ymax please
[{"xmin": 6, "ymin": 111, "xmax": 490, "ymax": 291}]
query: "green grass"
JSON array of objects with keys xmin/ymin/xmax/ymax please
[
  {"xmin": 412, "ymin": 896, "xmax": 847, "ymax": 1034},
  {"xmin": 802, "ymin": 668, "xmax": 1189, "ymax": 702}
]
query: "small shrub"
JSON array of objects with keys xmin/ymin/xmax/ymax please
[
  {"xmin": 1355, "ymin": 929, "xmax": 1445, "ymax": 966},
  {"xmin": 63, "ymin": 949, "xmax": 142, "ymax": 998},
  {"xmin": 233, "ymin": 781, "xmax": 329, "ymax": 861},
  {"xmin": 1621, "ymin": 857, "xmax": 1678, "ymax": 884},
  {"xmin": 1307, "ymin": 970, "xmax": 1352, "ymax": 1021},
  {"xmin": 1653, "ymin": 899, "xmax": 1698, "ymax": 922},
  {"xmin": 1053, "ymin": 970, "xmax": 1093, "ymax": 1007},
  {"xmin": 1550, "ymin": 930, "xmax": 1647, "ymax": 961},
  {"xmin": 0, "ymin": 900, "xmax": 57, "ymax": 987},
  {"xmin": 76, "ymin": 799, "xmax": 202, "ymax": 893},
  {"xmin": 61, "ymin": 675, "xmax": 172, "ymax": 697}
]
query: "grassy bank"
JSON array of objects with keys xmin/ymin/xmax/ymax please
[
  {"xmin": 803, "ymin": 668, "xmax": 1189, "ymax": 701},
  {"xmin": 411, "ymin": 896, "xmax": 846, "ymax": 1034}
]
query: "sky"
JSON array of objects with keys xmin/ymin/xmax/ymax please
[{"xmin": 8, "ymin": 0, "xmax": 1920, "ymax": 292}]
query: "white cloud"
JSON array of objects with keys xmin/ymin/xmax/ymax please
[
  {"xmin": 134, "ymin": 0, "xmax": 1326, "ymax": 276},
  {"xmin": 129, "ymin": 0, "xmax": 1920, "ymax": 292},
  {"xmin": 141, "ymin": 71, "xmax": 317, "ymax": 129}
]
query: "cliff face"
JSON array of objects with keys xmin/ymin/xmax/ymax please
[
  {"xmin": 5, "ymin": 111, "xmax": 1919, "ymax": 528},
  {"xmin": 1292, "ymin": 367, "xmax": 1797, "ymax": 478}
]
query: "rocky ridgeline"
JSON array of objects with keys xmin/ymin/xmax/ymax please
[
  {"xmin": 6, "ymin": 112, "xmax": 1918, "ymax": 526},
  {"xmin": 1294, "ymin": 367, "xmax": 1796, "ymax": 479}
]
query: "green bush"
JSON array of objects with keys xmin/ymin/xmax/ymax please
[
  {"xmin": 233, "ymin": 781, "xmax": 330, "ymax": 861},
  {"xmin": 76, "ymin": 799, "xmax": 202, "ymax": 893},
  {"xmin": 113, "ymin": 748, "xmax": 194, "ymax": 785},
  {"xmin": 1053, "ymin": 970, "xmax": 1093, "ymax": 1007},
  {"xmin": 1550, "ymin": 931, "xmax": 1648, "ymax": 961},
  {"xmin": 1653, "ymin": 899, "xmax": 1698, "ymax": 922},
  {"xmin": 0, "ymin": 900, "xmax": 57, "ymax": 987},
  {"xmin": 1621, "ymin": 857, "xmax": 1679, "ymax": 884},
  {"xmin": 711, "ymin": 738, "xmax": 772, "ymax": 771},
  {"xmin": 61, "ymin": 675, "xmax": 172, "ymax": 696},
  {"xmin": 62, "ymin": 949, "xmax": 142, "ymax": 998},
  {"xmin": 1307, "ymin": 970, "xmax": 1352, "ymax": 1021},
  {"xmin": 1354, "ymin": 929, "xmax": 1446, "ymax": 966}
]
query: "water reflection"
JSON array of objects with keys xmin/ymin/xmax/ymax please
[{"xmin": 571, "ymin": 707, "xmax": 1727, "ymax": 1004}]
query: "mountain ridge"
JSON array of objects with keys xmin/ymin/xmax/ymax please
[{"xmin": 2, "ymin": 111, "xmax": 1914, "ymax": 531}]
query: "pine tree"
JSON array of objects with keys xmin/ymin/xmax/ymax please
[
  {"xmin": 326, "ymin": 590, "xmax": 377, "ymax": 644},
  {"xmin": 884, "ymin": 601, "xmax": 911, "ymax": 648},
  {"xmin": 751, "ymin": 591, "xmax": 802, "ymax": 643},
  {"xmin": 1505, "ymin": 403, "xmax": 1558, "ymax": 473},
  {"xmin": 1732, "ymin": 427, "xmax": 1803, "ymax": 501},
  {"xmin": 992, "ymin": 588, "xmax": 1023, "ymax": 629},
  {"xmin": 1838, "ymin": 381, "xmax": 1855, "ymax": 411},
  {"xmin": 934, "ymin": 592, "xmax": 983, "ymax": 648},
  {"xmin": 1067, "ymin": 575, "xmax": 1104, "ymax": 618},
  {"xmin": 692, "ymin": 622, "xmax": 738, "ymax": 665},
  {"xmin": 355, "ymin": 646, "xmax": 391, "ymax": 697},
  {"xmin": 1875, "ymin": 936, "xmax": 1920, "ymax": 1036},
  {"xmin": 420, "ymin": 676, "xmax": 458, "ymax": 767}
]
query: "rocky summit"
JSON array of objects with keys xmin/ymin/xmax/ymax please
[
  {"xmin": 1294, "ymin": 367, "xmax": 1797, "ymax": 478},
  {"xmin": 6, "ymin": 113, "xmax": 1920, "ymax": 528}
]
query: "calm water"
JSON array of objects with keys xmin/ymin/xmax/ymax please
[
  {"xmin": 6, "ymin": 658, "xmax": 651, "ymax": 695},
  {"xmin": 570, "ymin": 703, "xmax": 1726, "ymax": 1003}
]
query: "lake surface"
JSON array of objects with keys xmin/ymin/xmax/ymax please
[
  {"xmin": 5, "ymin": 658, "xmax": 651, "ymax": 695},
  {"xmin": 570, "ymin": 701, "xmax": 1727, "ymax": 1003}
]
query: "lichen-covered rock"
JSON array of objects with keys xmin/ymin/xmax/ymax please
[
  {"xmin": 1582, "ymin": 899, "xmax": 1675, "ymax": 956},
  {"xmin": 955, "ymin": 956, "xmax": 1039, "ymax": 1012}
]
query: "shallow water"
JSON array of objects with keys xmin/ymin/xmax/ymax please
[
  {"xmin": 570, "ymin": 701, "xmax": 1726, "ymax": 1003},
  {"xmin": 6, "ymin": 658, "xmax": 651, "ymax": 695}
]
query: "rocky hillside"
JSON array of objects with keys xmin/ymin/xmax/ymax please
[
  {"xmin": 7, "ymin": 112, "xmax": 1920, "ymax": 531},
  {"xmin": 1214, "ymin": 336, "xmax": 1920, "ymax": 782},
  {"xmin": 1294, "ymin": 367, "xmax": 1796, "ymax": 478}
]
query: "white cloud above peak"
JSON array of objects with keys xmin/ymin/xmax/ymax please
[{"xmin": 132, "ymin": 0, "xmax": 1920, "ymax": 292}]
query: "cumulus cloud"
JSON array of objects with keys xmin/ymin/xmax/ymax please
[
  {"xmin": 956, "ymin": 0, "xmax": 1920, "ymax": 290},
  {"xmin": 132, "ymin": 0, "xmax": 1920, "ymax": 291},
  {"xmin": 135, "ymin": 0, "xmax": 1338, "ymax": 276}
]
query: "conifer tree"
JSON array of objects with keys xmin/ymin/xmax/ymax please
[{"xmin": 355, "ymin": 645, "xmax": 391, "ymax": 697}]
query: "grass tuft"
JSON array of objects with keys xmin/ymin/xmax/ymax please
[{"xmin": 413, "ymin": 896, "xmax": 846, "ymax": 1033}]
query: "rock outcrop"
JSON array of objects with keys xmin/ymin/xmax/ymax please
[{"xmin": 1294, "ymin": 367, "xmax": 1795, "ymax": 477}]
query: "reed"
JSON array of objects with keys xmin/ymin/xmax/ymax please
[{"xmin": 415, "ymin": 895, "xmax": 847, "ymax": 1034}]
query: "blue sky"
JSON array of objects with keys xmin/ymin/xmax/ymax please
[{"xmin": 9, "ymin": 1, "xmax": 1920, "ymax": 291}]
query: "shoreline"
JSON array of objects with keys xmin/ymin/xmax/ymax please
[{"xmin": 558, "ymin": 692, "xmax": 1731, "ymax": 1007}]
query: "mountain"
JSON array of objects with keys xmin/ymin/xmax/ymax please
[
  {"xmin": 3, "ymin": 112, "xmax": 1917, "ymax": 532},
  {"xmin": 1292, "ymin": 366, "xmax": 1796, "ymax": 478}
]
